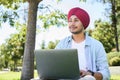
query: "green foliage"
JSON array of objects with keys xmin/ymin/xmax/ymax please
[
  {"xmin": 116, "ymin": 0, "xmax": 120, "ymax": 24},
  {"xmin": 109, "ymin": 57, "xmax": 120, "ymax": 66},
  {"xmin": 0, "ymin": 0, "xmax": 24, "ymax": 27},
  {"xmin": 38, "ymin": 9, "xmax": 67, "ymax": 29},
  {"xmin": 47, "ymin": 41, "xmax": 56, "ymax": 49},
  {"xmin": 108, "ymin": 0, "xmax": 120, "ymax": 51},
  {"xmin": 107, "ymin": 52, "xmax": 120, "ymax": 60},
  {"xmin": 41, "ymin": 40, "xmax": 46, "ymax": 49},
  {"xmin": 0, "ymin": 25, "xmax": 26, "ymax": 70},
  {"xmin": 0, "ymin": 0, "xmax": 24, "ymax": 9},
  {"xmin": 0, "ymin": 43, "xmax": 11, "ymax": 68},
  {"xmin": 0, "ymin": 8, "xmax": 19, "ymax": 27},
  {"xmin": 91, "ymin": 20, "xmax": 115, "ymax": 53},
  {"xmin": 116, "ymin": 1, "xmax": 120, "ymax": 47},
  {"xmin": 40, "ymin": 40, "xmax": 60, "ymax": 49},
  {"xmin": 107, "ymin": 51, "xmax": 120, "ymax": 66},
  {"xmin": 0, "ymin": 48, "xmax": 5, "ymax": 70},
  {"xmin": 109, "ymin": 0, "xmax": 120, "ymax": 26},
  {"xmin": 47, "ymin": 40, "xmax": 59, "ymax": 49}
]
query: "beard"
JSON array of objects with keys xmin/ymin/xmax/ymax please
[{"xmin": 69, "ymin": 27, "xmax": 84, "ymax": 34}]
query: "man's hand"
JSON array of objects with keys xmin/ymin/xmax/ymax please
[
  {"xmin": 80, "ymin": 70, "xmax": 92, "ymax": 77},
  {"xmin": 80, "ymin": 70, "xmax": 103, "ymax": 80}
]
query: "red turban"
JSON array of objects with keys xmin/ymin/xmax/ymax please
[{"xmin": 67, "ymin": 7, "xmax": 90, "ymax": 29}]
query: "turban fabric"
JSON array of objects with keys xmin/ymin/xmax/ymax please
[{"xmin": 67, "ymin": 7, "xmax": 90, "ymax": 29}]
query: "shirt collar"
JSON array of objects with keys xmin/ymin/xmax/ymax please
[
  {"xmin": 67, "ymin": 33, "xmax": 91, "ymax": 46},
  {"xmin": 85, "ymin": 33, "xmax": 91, "ymax": 46}
]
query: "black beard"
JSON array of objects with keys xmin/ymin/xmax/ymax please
[{"xmin": 70, "ymin": 28, "xmax": 83, "ymax": 34}]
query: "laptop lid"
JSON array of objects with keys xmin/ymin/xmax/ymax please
[{"xmin": 35, "ymin": 49, "xmax": 80, "ymax": 80}]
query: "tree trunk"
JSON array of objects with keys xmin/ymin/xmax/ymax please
[
  {"xmin": 21, "ymin": 0, "xmax": 42, "ymax": 80},
  {"xmin": 111, "ymin": 0, "xmax": 119, "ymax": 52}
]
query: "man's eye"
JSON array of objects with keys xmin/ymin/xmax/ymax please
[
  {"xmin": 74, "ymin": 19, "xmax": 79, "ymax": 22},
  {"xmin": 68, "ymin": 19, "xmax": 79, "ymax": 22}
]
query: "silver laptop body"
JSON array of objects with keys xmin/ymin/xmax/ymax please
[{"xmin": 35, "ymin": 49, "xmax": 80, "ymax": 80}]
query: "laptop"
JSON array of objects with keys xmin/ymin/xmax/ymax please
[{"xmin": 35, "ymin": 49, "xmax": 80, "ymax": 80}]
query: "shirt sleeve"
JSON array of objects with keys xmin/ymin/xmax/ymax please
[
  {"xmin": 96, "ymin": 42, "xmax": 110, "ymax": 80},
  {"xmin": 55, "ymin": 42, "xmax": 62, "ymax": 49}
]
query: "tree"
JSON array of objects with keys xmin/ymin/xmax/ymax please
[
  {"xmin": 21, "ymin": 1, "xmax": 118, "ymax": 79},
  {"xmin": 0, "ymin": 0, "xmax": 67, "ymax": 79},
  {"xmin": 91, "ymin": 20, "xmax": 115, "ymax": 53},
  {"xmin": 88, "ymin": 0, "xmax": 120, "ymax": 51},
  {"xmin": 8, "ymin": 26, "xmax": 26, "ymax": 71},
  {"xmin": 94, "ymin": 0, "xmax": 120, "ymax": 51},
  {"xmin": 110, "ymin": 0, "xmax": 119, "ymax": 52},
  {"xmin": 21, "ymin": 0, "xmax": 42, "ymax": 80},
  {"xmin": 0, "ymin": 24, "xmax": 26, "ymax": 71},
  {"xmin": 21, "ymin": 1, "xmax": 67, "ymax": 79}
]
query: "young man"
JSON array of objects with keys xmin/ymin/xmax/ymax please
[{"xmin": 55, "ymin": 7, "xmax": 110, "ymax": 80}]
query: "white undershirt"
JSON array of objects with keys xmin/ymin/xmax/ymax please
[{"xmin": 71, "ymin": 40, "xmax": 87, "ymax": 71}]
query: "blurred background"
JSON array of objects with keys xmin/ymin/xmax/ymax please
[{"xmin": 0, "ymin": 0, "xmax": 120, "ymax": 80}]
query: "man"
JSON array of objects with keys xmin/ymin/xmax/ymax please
[{"xmin": 55, "ymin": 7, "xmax": 110, "ymax": 80}]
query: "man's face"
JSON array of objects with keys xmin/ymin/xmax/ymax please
[{"xmin": 68, "ymin": 15, "xmax": 84, "ymax": 34}]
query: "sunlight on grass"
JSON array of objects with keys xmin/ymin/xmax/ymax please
[
  {"xmin": 110, "ymin": 75, "xmax": 120, "ymax": 80},
  {"xmin": 0, "ymin": 71, "xmax": 120, "ymax": 80},
  {"xmin": 0, "ymin": 70, "xmax": 38, "ymax": 80},
  {"xmin": 0, "ymin": 71, "xmax": 21, "ymax": 80}
]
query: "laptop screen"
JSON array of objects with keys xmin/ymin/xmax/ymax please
[{"xmin": 35, "ymin": 49, "xmax": 80, "ymax": 79}]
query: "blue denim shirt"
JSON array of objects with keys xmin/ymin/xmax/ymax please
[{"xmin": 55, "ymin": 34, "xmax": 110, "ymax": 80}]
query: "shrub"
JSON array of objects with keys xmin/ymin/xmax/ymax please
[
  {"xmin": 107, "ymin": 51, "xmax": 120, "ymax": 66},
  {"xmin": 109, "ymin": 57, "xmax": 120, "ymax": 66}
]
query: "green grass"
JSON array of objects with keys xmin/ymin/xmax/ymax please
[
  {"xmin": 110, "ymin": 75, "xmax": 120, "ymax": 80},
  {"xmin": 0, "ymin": 71, "xmax": 120, "ymax": 80},
  {"xmin": 0, "ymin": 71, "xmax": 38, "ymax": 80},
  {"xmin": 0, "ymin": 71, "xmax": 21, "ymax": 80}
]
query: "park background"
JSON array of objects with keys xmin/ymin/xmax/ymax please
[{"xmin": 0, "ymin": 0, "xmax": 120, "ymax": 80}]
